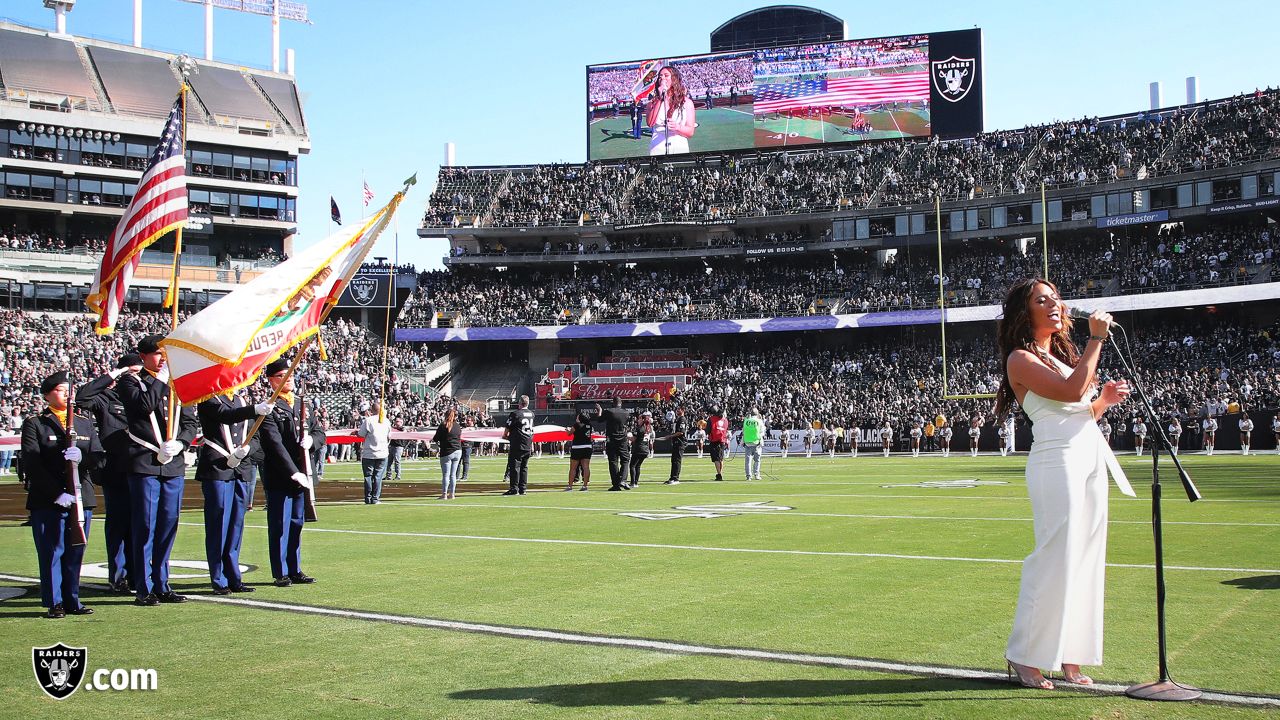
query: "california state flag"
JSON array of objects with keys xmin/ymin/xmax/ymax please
[{"xmin": 162, "ymin": 188, "xmax": 404, "ymax": 405}]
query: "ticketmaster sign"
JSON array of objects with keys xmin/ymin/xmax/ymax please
[{"xmin": 1095, "ymin": 210, "xmax": 1168, "ymax": 229}]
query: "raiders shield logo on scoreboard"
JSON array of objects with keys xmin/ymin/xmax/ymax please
[
  {"xmin": 349, "ymin": 276, "xmax": 378, "ymax": 306},
  {"xmin": 932, "ymin": 56, "xmax": 976, "ymax": 103},
  {"xmin": 33, "ymin": 643, "xmax": 87, "ymax": 700}
]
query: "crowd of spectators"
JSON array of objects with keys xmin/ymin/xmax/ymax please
[
  {"xmin": 0, "ymin": 228, "xmax": 106, "ymax": 254},
  {"xmin": 404, "ymin": 221, "xmax": 1277, "ymax": 328},
  {"xmin": 423, "ymin": 89, "xmax": 1280, "ymax": 230},
  {"xmin": 639, "ymin": 319, "xmax": 1279, "ymax": 444}
]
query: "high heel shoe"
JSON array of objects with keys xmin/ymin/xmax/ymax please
[
  {"xmin": 1006, "ymin": 659, "xmax": 1054, "ymax": 689},
  {"xmin": 1059, "ymin": 664, "xmax": 1093, "ymax": 685}
]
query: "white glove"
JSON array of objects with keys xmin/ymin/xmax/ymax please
[
  {"xmin": 231, "ymin": 445, "xmax": 251, "ymax": 460},
  {"xmin": 62, "ymin": 446, "xmax": 83, "ymax": 463},
  {"xmin": 53, "ymin": 493, "xmax": 75, "ymax": 508},
  {"xmin": 254, "ymin": 402, "xmax": 273, "ymax": 416},
  {"xmin": 300, "ymin": 435, "xmax": 313, "ymax": 450},
  {"xmin": 153, "ymin": 366, "xmax": 170, "ymax": 384},
  {"xmin": 109, "ymin": 367, "xmax": 129, "ymax": 380},
  {"xmin": 225, "ymin": 455, "xmax": 242, "ymax": 469},
  {"xmin": 156, "ymin": 452, "xmax": 173, "ymax": 465},
  {"xmin": 162, "ymin": 440, "xmax": 184, "ymax": 457},
  {"xmin": 291, "ymin": 471, "xmax": 312, "ymax": 489}
]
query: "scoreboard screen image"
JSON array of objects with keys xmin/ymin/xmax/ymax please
[{"xmin": 587, "ymin": 28, "xmax": 983, "ymax": 160}]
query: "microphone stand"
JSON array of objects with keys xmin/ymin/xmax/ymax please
[{"xmin": 1106, "ymin": 324, "xmax": 1202, "ymax": 701}]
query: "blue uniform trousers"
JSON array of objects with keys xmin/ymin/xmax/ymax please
[
  {"xmin": 31, "ymin": 509, "xmax": 93, "ymax": 609},
  {"xmin": 265, "ymin": 487, "xmax": 305, "ymax": 579},
  {"xmin": 100, "ymin": 481, "xmax": 133, "ymax": 588},
  {"xmin": 129, "ymin": 473, "xmax": 184, "ymax": 597},
  {"xmin": 202, "ymin": 479, "xmax": 249, "ymax": 589}
]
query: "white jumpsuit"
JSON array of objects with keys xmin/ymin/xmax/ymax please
[{"xmin": 1006, "ymin": 375, "xmax": 1133, "ymax": 671}]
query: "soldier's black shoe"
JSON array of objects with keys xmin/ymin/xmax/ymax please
[
  {"xmin": 111, "ymin": 579, "xmax": 132, "ymax": 594},
  {"xmin": 273, "ymin": 577, "xmax": 293, "ymax": 587},
  {"xmin": 288, "ymin": 573, "xmax": 316, "ymax": 584},
  {"xmin": 157, "ymin": 591, "xmax": 188, "ymax": 604},
  {"xmin": 135, "ymin": 594, "xmax": 160, "ymax": 607},
  {"xmin": 501, "ymin": 490, "xmax": 518, "ymax": 496},
  {"xmin": 69, "ymin": 605, "xmax": 94, "ymax": 615},
  {"xmin": 229, "ymin": 584, "xmax": 255, "ymax": 593},
  {"xmin": 46, "ymin": 604, "xmax": 65, "ymax": 619},
  {"xmin": 211, "ymin": 586, "xmax": 231, "ymax": 596}
]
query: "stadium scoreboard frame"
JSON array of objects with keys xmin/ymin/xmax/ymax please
[{"xmin": 586, "ymin": 28, "xmax": 983, "ymax": 161}]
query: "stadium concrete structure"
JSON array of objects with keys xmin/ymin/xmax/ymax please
[{"xmin": 0, "ymin": 19, "xmax": 309, "ymax": 314}]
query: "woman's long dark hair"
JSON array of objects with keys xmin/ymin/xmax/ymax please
[
  {"xmin": 994, "ymin": 277, "xmax": 1080, "ymax": 419},
  {"xmin": 647, "ymin": 65, "xmax": 688, "ymax": 125},
  {"xmin": 443, "ymin": 407, "xmax": 456, "ymax": 432}
]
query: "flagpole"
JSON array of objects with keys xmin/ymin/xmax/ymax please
[
  {"xmin": 165, "ymin": 59, "xmax": 196, "ymax": 441},
  {"xmin": 377, "ymin": 205, "xmax": 397, "ymax": 424}
]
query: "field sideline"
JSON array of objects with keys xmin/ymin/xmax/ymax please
[{"xmin": 1, "ymin": 453, "xmax": 1276, "ymax": 718}]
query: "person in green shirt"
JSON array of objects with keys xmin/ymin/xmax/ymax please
[{"xmin": 742, "ymin": 408, "xmax": 766, "ymax": 481}]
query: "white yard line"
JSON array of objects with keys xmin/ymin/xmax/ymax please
[
  {"xmin": 177, "ymin": 523, "xmax": 1280, "ymax": 574},
  {"xmin": 377, "ymin": 502, "xmax": 1280, "ymax": 528},
  {"xmin": 0, "ymin": 571, "xmax": 1272, "ymax": 709}
]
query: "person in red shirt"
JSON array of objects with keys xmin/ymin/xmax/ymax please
[{"xmin": 706, "ymin": 407, "xmax": 730, "ymax": 482}]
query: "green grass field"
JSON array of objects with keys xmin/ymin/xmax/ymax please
[{"xmin": 2, "ymin": 452, "xmax": 1277, "ymax": 718}]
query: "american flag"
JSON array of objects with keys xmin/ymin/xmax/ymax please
[
  {"xmin": 86, "ymin": 94, "xmax": 188, "ymax": 335},
  {"xmin": 363, "ymin": 180, "xmax": 374, "ymax": 206},
  {"xmin": 753, "ymin": 72, "xmax": 929, "ymax": 114}
]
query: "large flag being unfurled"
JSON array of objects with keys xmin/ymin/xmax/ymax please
[
  {"xmin": 162, "ymin": 189, "xmax": 404, "ymax": 405},
  {"xmin": 753, "ymin": 72, "xmax": 930, "ymax": 113},
  {"xmin": 86, "ymin": 94, "xmax": 187, "ymax": 334}
]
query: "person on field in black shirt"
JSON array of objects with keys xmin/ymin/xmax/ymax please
[
  {"xmin": 665, "ymin": 405, "xmax": 688, "ymax": 485},
  {"xmin": 600, "ymin": 396, "xmax": 632, "ymax": 491},
  {"xmin": 564, "ymin": 404, "xmax": 601, "ymax": 491},
  {"xmin": 502, "ymin": 395, "xmax": 535, "ymax": 495}
]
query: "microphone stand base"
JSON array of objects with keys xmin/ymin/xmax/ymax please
[{"xmin": 1124, "ymin": 680, "xmax": 1202, "ymax": 701}]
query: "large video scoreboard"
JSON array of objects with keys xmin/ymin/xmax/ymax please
[{"xmin": 587, "ymin": 28, "xmax": 982, "ymax": 160}]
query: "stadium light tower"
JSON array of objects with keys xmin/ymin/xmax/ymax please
[
  {"xmin": 42, "ymin": 0, "xmax": 76, "ymax": 36},
  {"xmin": 177, "ymin": 0, "xmax": 311, "ymax": 71}
]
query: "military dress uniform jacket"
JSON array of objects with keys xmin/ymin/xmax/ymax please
[
  {"xmin": 75, "ymin": 373, "xmax": 129, "ymax": 458},
  {"xmin": 195, "ymin": 395, "xmax": 260, "ymax": 482},
  {"xmin": 116, "ymin": 371, "xmax": 198, "ymax": 477},
  {"xmin": 22, "ymin": 410, "xmax": 103, "ymax": 512},
  {"xmin": 259, "ymin": 396, "xmax": 316, "ymax": 492}
]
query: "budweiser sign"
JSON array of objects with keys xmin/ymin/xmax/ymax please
[{"xmin": 573, "ymin": 382, "xmax": 674, "ymax": 400}]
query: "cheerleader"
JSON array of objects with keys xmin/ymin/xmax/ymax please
[
  {"xmin": 693, "ymin": 423, "xmax": 707, "ymax": 459},
  {"xmin": 1099, "ymin": 416, "xmax": 1113, "ymax": 447},
  {"xmin": 909, "ymin": 421, "xmax": 923, "ymax": 457},
  {"xmin": 779, "ymin": 428, "xmax": 791, "ymax": 459},
  {"xmin": 849, "ymin": 421, "xmax": 859, "ymax": 457},
  {"xmin": 1132, "ymin": 417, "xmax": 1148, "ymax": 456},
  {"xmin": 1203, "ymin": 416, "xmax": 1218, "ymax": 456},
  {"xmin": 1239, "ymin": 411, "xmax": 1254, "ymax": 456},
  {"xmin": 1167, "ymin": 417, "xmax": 1182, "ymax": 456},
  {"xmin": 879, "ymin": 420, "xmax": 893, "ymax": 458},
  {"xmin": 997, "ymin": 423, "xmax": 1009, "ymax": 456},
  {"xmin": 968, "ymin": 418, "xmax": 982, "ymax": 457},
  {"xmin": 939, "ymin": 423, "xmax": 953, "ymax": 457},
  {"xmin": 827, "ymin": 426, "xmax": 837, "ymax": 458},
  {"xmin": 804, "ymin": 426, "xmax": 815, "ymax": 458},
  {"xmin": 1272, "ymin": 413, "xmax": 1280, "ymax": 454}
]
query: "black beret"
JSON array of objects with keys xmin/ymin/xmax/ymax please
[
  {"xmin": 263, "ymin": 358, "xmax": 290, "ymax": 377},
  {"xmin": 117, "ymin": 353, "xmax": 142, "ymax": 369},
  {"xmin": 137, "ymin": 334, "xmax": 166, "ymax": 354},
  {"xmin": 41, "ymin": 371, "xmax": 68, "ymax": 395}
]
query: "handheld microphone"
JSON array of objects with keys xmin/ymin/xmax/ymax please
[{"xmin": 1067, "ymin": 306, "xmax": 1123, "ymax": 329}]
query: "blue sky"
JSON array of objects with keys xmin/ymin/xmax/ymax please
[{"xmin": 5, "ymin": 0, "xmax": 1278, "ymax": 270}]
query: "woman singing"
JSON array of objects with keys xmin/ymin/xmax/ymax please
[
  {"xmin": 564, "ymin": 405, "xmax": 600, "ymax": 491},
  {"xmin": 996, "ymin": 278, "xmax": 1133, "ymax": 689},
  {"xmin": 432, "ymin": 408, "xmax": 462, "ymax": 500},
  {"xmin": 646, "ymin": 66, "xmax": 696, "ymax": 156}
]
